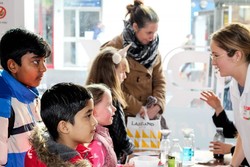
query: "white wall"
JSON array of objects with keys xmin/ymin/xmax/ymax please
[
  {"xmin": 101, "ymin": 0, "xmax": 191, "ymax": 58},
  {"xmin": 53, "ymin": 0, "xmax": 64, "ymax": 69},
  {"xmin": 101, "ymin": 0, "xmax": 129, "ymax": 44},
  {"xmin": 145, "ymin": 0, "xmax": 191, "ymax": 57},
  {"xmin": 163, "ymin": 47, "xmax": 234, "ymax": 149},
  {"xmin": 0, "ymin": 0, "xmax": 34, "ymax": 37}
]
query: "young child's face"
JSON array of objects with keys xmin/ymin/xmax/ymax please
[
  {"xmin": 10, "ymin": 52, "xmax": 47, "ymax": 87},
  {"xmin": 68, "ymin": 99, "xmax": 97, "ymax": 145},
  {"xmin": 93, "ymin": 90, "xmax": 116, "ymax": 126},
  {"xmin": 115, "ymin": 60, "xmax": 127, "ymax": 84}
]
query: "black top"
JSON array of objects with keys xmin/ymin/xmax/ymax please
[
  {"xmin": 106, "ymin": 100, "xmax": 134, "ymax": 164},
  {"xmin": 212, "ymin": 110, "xmax": 237, "ymax": 138},
  {"xmin": 212, "ymin": 110, "xmax": 249, "ymax": 166}
]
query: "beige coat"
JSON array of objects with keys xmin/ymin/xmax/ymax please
[{"xmin": 102, "ymin": 35, "xmax": 166, "ymax": 117}]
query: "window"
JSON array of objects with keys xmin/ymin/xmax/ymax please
[
  {"xmin": 34, "ymin": 0, "xmax": 54, "ymax": 68},
  {"xmin": 63, "ymin": 0, "xmax": 102, "ymax": 68},
  {"xmin": 34, "ymin": 0, "xmax": 102, "ymax": 68}
]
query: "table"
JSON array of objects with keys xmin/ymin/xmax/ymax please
[
  {"xmin": 193, "ymin": 150, "xmax": 231, "ymax": 166},
  {"xmin": 127, "ymin": 149, "xmax": 232, "ymax": 166}
]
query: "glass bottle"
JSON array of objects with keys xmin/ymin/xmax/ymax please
[
  {"xmin": 168, "ymin": 138, "xmax": 183, "ymax": 167},
  {"xmin": 213, "ymin": 127, "xmax": 225, "ymax": 160},
  {"xmin": 159, "ymin": 129, "xmax": 171, "ymax": 165}
]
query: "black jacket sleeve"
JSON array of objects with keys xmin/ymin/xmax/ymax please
[
  {"xmin": 213, "ymin": 110, "xmax": 249, "ymax": 166},
  {"xmin": 212, "ymin": 110, "xmax": 237, "ymax": 138},
  {"xmin": 230, "ymin": 146, "xmax": 249, "ymax": 166},
  {"xmin": 106, "ymin": 100, "xmax": 134, "ymax": 163}
]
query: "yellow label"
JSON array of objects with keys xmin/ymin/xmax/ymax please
[
  {"xmin": 150, "ymin": 130, "xmax": 156, "ymax": 138},
  {"xmin": 134, "ymin": 139, "xmax": 139, "ymax": 147},
  {"xmin": 127, "ymin": 129, "xmax": 133, "ymax": 137},
  {"xmin": 158, "ymin": 131, "xmax": 161, "ymax": 138},
  {"xmin": 135, "ymin": 130, "xmax": 140, "ymax": 138},
  {"xmin": 142, "ymin": 130, "xmax": 149, "ymax": 138},
  {"xmin": 142, "ymin": 139, "xmax": 149, "ymax": 148},
  {"xmin": 151, "ymin": 140, "xmax": 157, "ymax": 148}
]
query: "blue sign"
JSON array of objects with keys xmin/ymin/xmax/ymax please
[{"xmin": 64, "ymin": 0, "xmax": 101, "ymax": 7}]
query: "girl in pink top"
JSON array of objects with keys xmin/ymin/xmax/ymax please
[{"xmin": 86, "ymin": 84, "xmax": 134, "ymax": 167}]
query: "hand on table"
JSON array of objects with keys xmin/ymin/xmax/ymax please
[{"xmin": 209, "ymin": 141, "xmax": 233, "ymax": 154}]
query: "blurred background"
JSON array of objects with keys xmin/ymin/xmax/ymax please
[{"xmin": 2, "ymin": 0, "xmax": 250, "ymax": 149}]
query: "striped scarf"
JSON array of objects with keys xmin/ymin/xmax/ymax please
[{"xmin": 122, "ymin": 20, "xmax": 159, "ymax": 68}]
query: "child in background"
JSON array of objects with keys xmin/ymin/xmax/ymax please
[
  {"xmin": 86, "ymin": 46, "xmax": 134, "ymax": 164},
  {"xmin": 86, "ymin": 84, "xmax": 134, "ymax": 167},
  {"xmin": 0, "ymin": 28, "xmax": 51, "ymax": 167},
  {"xmin": 25, "ymin": 83, "xmax": 97, "ymax": 167}
]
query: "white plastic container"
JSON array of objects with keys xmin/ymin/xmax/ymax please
[{"xmin": 132, "ymin": 155, "xmax": 159, "ymax": 167}]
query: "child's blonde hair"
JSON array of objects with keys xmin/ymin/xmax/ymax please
[
  {"xmin": 86, "ymin": 47, "xmax": 129, "ymax": 108},
  {"xmin": 86, "ymin": 83, "xmax": 111, "ymax": 106}
]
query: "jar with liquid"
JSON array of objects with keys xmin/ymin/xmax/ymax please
[{"xmin": 168, "ymin": 138, "xmax": 183, "ymax": 167}]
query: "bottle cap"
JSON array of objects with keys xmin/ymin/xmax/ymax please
[
  {"xmin": 182, "ymin": 128, "xmax": 194, "ymax": 137},
  {"xmin": 160, "ymin": 129, "xmax": 171, "ymax": 136},
  {"xmin": 216, "ymin": 127, "xmax": 223, "ymax": 131}
]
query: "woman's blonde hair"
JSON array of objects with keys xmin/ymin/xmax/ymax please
[{"xmin": 211, "ymin": 23, "xmax": 250, "ymax": 62}]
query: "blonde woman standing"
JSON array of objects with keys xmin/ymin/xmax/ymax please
[{"xmin": 210, "ymin": 23, "xmax": 250, "ymax": 166}]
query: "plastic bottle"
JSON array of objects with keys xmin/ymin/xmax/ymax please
[
  {"xmin": 168, "ymin": 138, "xmax": 183, "ymax": 167},
  {"xmin": 213, "ymin": 127, "xmax": 225, "ymax": 160},
  {"xmin": 182, "ymin": 128, "xmax": 194, "ymax": 166},
  {"xmin": 183, "ymin": 136, "xmax": 192, "ymax": 162},
  {"xmin": 190, "ymin": 131, "xmax": 195, "ymax": 159},
  {"xmin": 159, "ymin": 129, "xmax": 171, "ymax": 165}
]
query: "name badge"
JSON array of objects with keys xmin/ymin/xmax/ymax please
[
  {"xmin": 243, "ymin": 93, "xmax": 250, "ymax": 120},
  {"xmin": 243, "ymin": 106, "xmax": 250, "ymax": 120}
]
